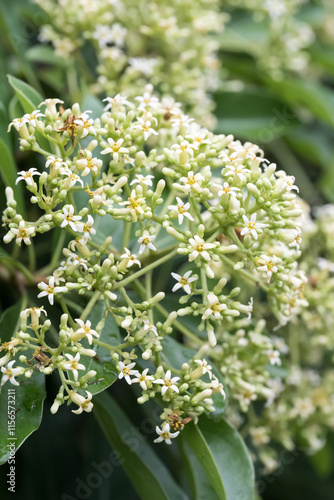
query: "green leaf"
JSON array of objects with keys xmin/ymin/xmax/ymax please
[
  {"xmin": 7, "ymin": 74, "xmax": 43, "ymax": 114},
  {"xmin": 214, "ymin": 89, "xmax": 295, "ymax": 142},
  {"xmin": 182, "ymin": 421, "xmax": 226, "ymax": 500},
  {"xmin": 0, "ymin": 138, "xmax": 26, "ymax": 216},
  {"xmin": 0, "ymin": 300, "xmax": 23, "ymax": 344},
  {"xmin": 0, "ymin": 247, "xmax": 34, "ymax": 285},
  {"xmin": 80, "ymin": 301, "xmax": 120, "ymax": 395},
  {"xmin": 94, "ymin": 391, "xmax": 188, "ymax": 500},
  {"xmin": 181, "ymin": 440, "xmax": 220, "ymax": 500},
  {"xmin": 183, "ymin": 417, "xmax": 255, "ymax": 500},
  {"xmin": 0, "ymin": 301, "xmax": 46, "ymax": 465},
  {"xmin": 25, "ymin": 45, "xmax": 68, "ymax": 68},
  {"xmin": 0, "ymin": 370, "xmax": 46, "ymax": 465},
  {"xmin": 265, "ymin": 78, "xmax": 334, "ymax": 128}
]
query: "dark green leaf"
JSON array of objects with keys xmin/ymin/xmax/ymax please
[
  {"xmin": 181, "ymin": 440, "xmax": 220, "ymax": 500},
  {"xmin": 94, "ymin": 391, "xmax": 188, "ymax": 500},
  {"xmin": 214, "ymin": 89, "xmax": 295, "ymax": 143},
  {"xmin": 183, "ymin": 416, "xmax": 255, "ymax": 500},
  {"xmin": 0, "ymin": 300, "xmax": 23, "ymax": 344},
  {"xmin": 182, "ymin": 421, "xmax": 226, "ymax": 500},
  {"xmin": 265, "ymin": 78, "xmax": 334, "ymax": 128},
  {"xmin": 0, "ymin": 301, "xmax": 46, "ymax": 465},
  {"xmin": 0, "ymin": 371, "xmax": 46, "ymax": 465}
]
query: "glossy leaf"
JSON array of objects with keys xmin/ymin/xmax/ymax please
[
  {"xmin": 0, "ymin": 301, "xmax": 46, "ymax": 465},
  {"xmin": 0, "ymin": 372, "xmax": 46, "ymax": 466},
  {"xmin": 183, "ymin": 416, "xmax": 255, "ymax": 500},
  {"xmin": 7, "ymin": 74, "xmax": 43, "ymax": 114},
  {"xmin": 94, "ymin": 391, "xmax": 188, "ymax": 500},
  {"xmin": 181, "ymin": 440, "xmax": 220, "ymax": 500}
]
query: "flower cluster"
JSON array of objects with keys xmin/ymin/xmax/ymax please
[
  {"xmin": 2, "ymin": 93, "xmax": 305, "ymax": 445},
  {"xmin": 33, "ymin": 0, "xmax": 226, "ymax": 125}
]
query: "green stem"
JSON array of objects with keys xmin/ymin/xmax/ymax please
[
  {"xmin": 113, "ymin": 248, "xmax": 178, "ymax": 290},
  {"xmin": 80, "ymin": 291, "xmax": 101, "ymax": 322},
  {"xmin": 49, "ymin": 230, "xmax": 66, "ymax": 271},
  {"xmin": 133, "ymin": 280, "xmax": 204, "ymax": 346},
  {"xmin": 122, "ymin": 221, "xmax": 131, "ymax": 250}
]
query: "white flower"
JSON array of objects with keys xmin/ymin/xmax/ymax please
[
  {"xmin": 143, "ymin": 320, "xmax": 158, "ymax": 336},
  {"xmin": 130, "ymin": 174, "xmax": 154, "ymax": 187},
  {"xmin": 257, "ymin": 255, "xmax": 280, "ymax": 282},
  {"xmin": 109, "ymin": 23, "xmax": 127, "ymax": 47},
  {"xmin": 37, "ymin": 277, "xmax": 67, "ymax": 305},
  {"xmin": 266, "ymin": 349, "xmax": 282, "ymax": 366},
  {"xmin": 188, "ymin": 235, "xmax": 215, "ymax": 262},
  {"xmin": 119, "ymin": 190, "xmax": 146, "ymax": 222},
  {"xmin": 82, "ymin": 215, "xmax": 96, "ymax": 242},
  {"xmin": 76, "ymin": 150, "xmax": 102, "ymax": 177},
  {"xmin": 16, "ymin": 168, "xmax": 41, "ymax": 186},
  {"xmin": 67, "ymin": 253, "xmax": 88, "ymax": 270},
  {"xmin": 168, "ymin": 197, "xmax": 194, "ymax": 225},
  {"xmin": 202, "ymin": 292, "xmax": 226, "ymax": 320},
  {"xmin": 276, "ymin": 171, "xmax": 299, "ymax": 192},
  {"xmin": 46, "ymin": 155, "xmax": 67, "ymax": 171},
  {"xmin": 171, "ymin": 115, "xmax": 194, "ymax": 130},
  {"xmin": 62, "ymin": 353, "xmax": 85, "ymax": 381},
  {"xmin": 138, "ymin": 234, "xmax": 157, "ymax": 254},
  {"xmin": 39, "ymin": 98, "xmax": 64, "ymax": 113},
  {"xmin": 60, "ymin": 205, "xmax": 83, "ymax": 232},
  {"xmin": 71, "ymin": 391, "xmax": 93, "ymax": 414},
  {"xmin": 154, "ymin": 370, "xmax": 180, "ymax": 396},
  {"xmin": 154, "ymin": 423, "xmax": 179, "ymax": 445},
  {"xmin": 288, "ymin": 228, "xmax": 302, "ymax": 250},
  {"xmin": 218, "ymin": 182, "xmax": 239, "ymax": 197},
  {"xmin": 179, "ymin": 171, "xmax": 204, "ymax": 193},
  {"xmin": 171, "ymin": 271, "xmax": 197, "ymax": 294},
  {"xmin": 210, "ymin": 375, "xmax": 226, "ymax": 397},
  {"xmin": 72, "ymin": 319, "xmax": 99, "ymax": 345},
  {"xmin": 24, "ymin": 306, "xmax": 47, "ymax": 326},
  {"xmin": 172, "ymin": 141, "xmax": 195, "ymax": 163},
  {"xmin": 241, "ymin": 214, "xmax": 267, "ymax": 240},
  {"xmin": 194, "ymin": 359, "xmax": 212, "ymax": 379},
  {"xmin": 293, "ymin": 398, "xmax": 314, "ymax": 419},
  {"xmin": 61, "ymin": 169, "xmax": 84, "ymax": 188},
  {"xmin": 4, "ymin": 221, "xmax": 35, "ymax": 246},
  {"xmin": 135, "ymin": 92, "xmax": 159, "ymax": 110},
  {"xmin": 224, "ymin": 164, "xmax": 250, "ymax": 183},
  {"xmin": 101, "ymin": 138, "xmax": 129, "ymax": 162},
  {"xmin": 103, "ymin": 94, "xmax": 131, "ymax": 111},
  {"xmin": 8, "ymin": 117, "xmax": 28, "ymax": 131},
  {"xmin": 23, "ymin": 110, "xmax": 45, "ymax": 127},
  {"xmin": 118, "ymin": 361, "xmax": 137, "ymax": 385},
  {"xmin": 74, "ymin": 112, "xmax": 96, "ymax": 138},
  {"xmin": 120, "ymin": 248, "xmax": 141, "ymax": 268},
  {"xmin": 1, "ymin": 360, "xmax": 23, "ymax": 386},
  {"xmin": 191, "ymin": 131, "xmax": 210, "ymax": 149},
  {"xmin": 129, "ymin": 57, "xmax": 158, "ymax": 76},
  {"xmin": 134, "ymin": 118, "xmax": 158, "ymax": 141},
  {"xmin": 93, "ymin": 24, "xmax": 114, "ymax": 48},
  {"xmin": 132, "ymin": 368, "xmax": 154, "ymax": 390}
]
